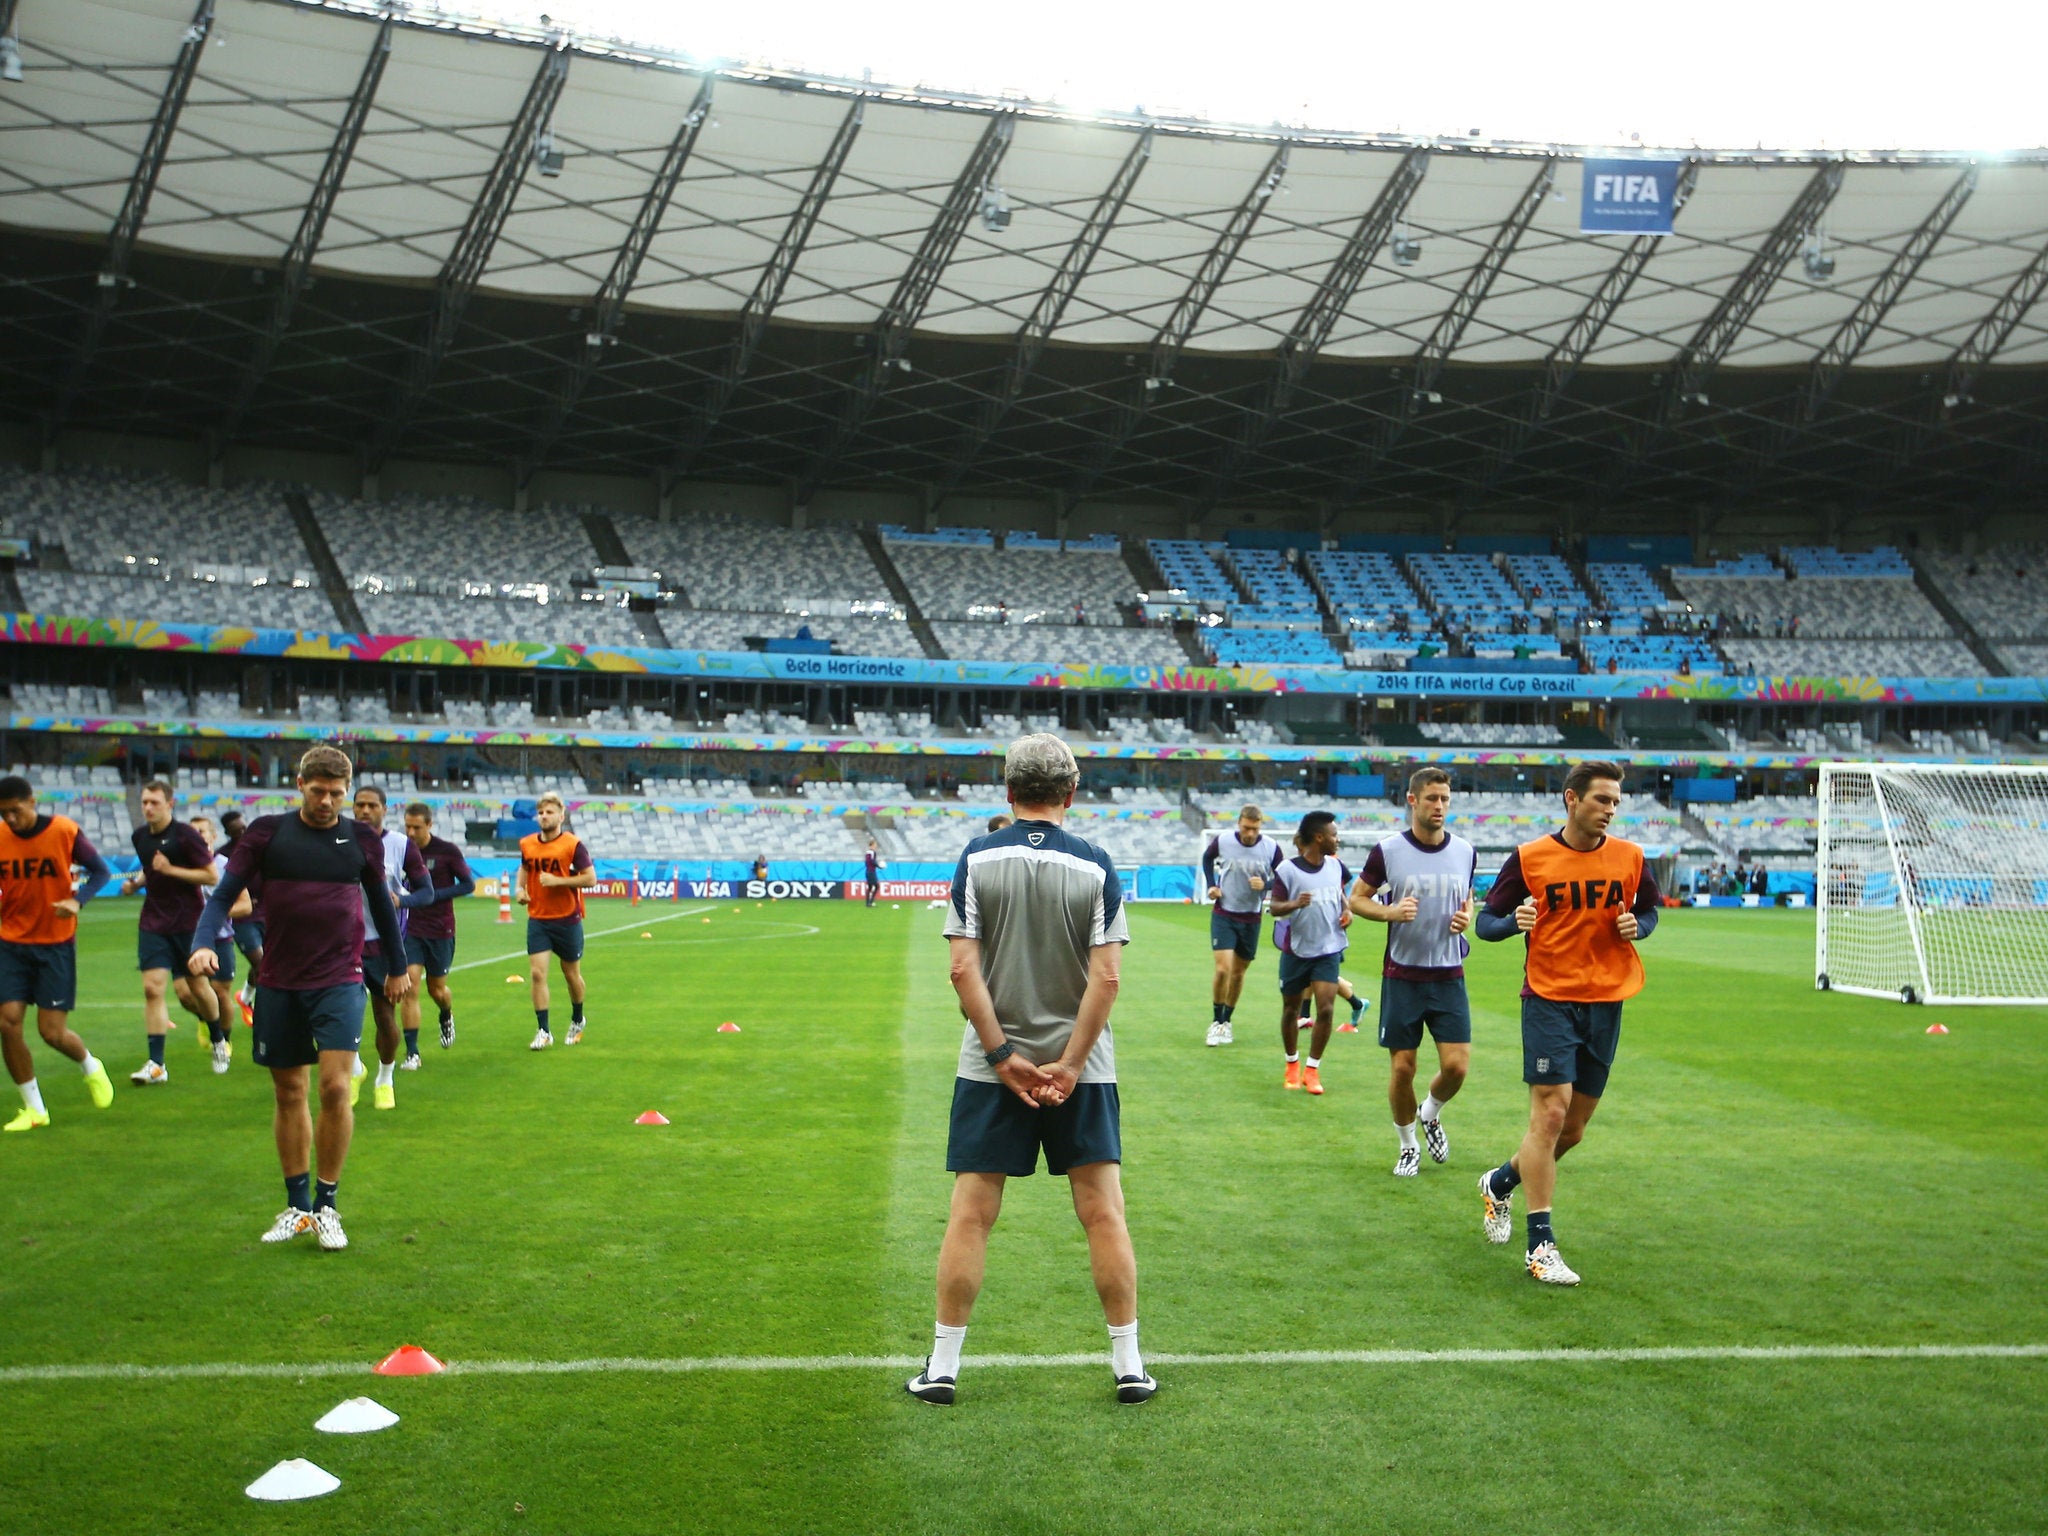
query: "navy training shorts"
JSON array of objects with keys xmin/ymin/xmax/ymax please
[
  {"xmin": 1377, "ymin": 976, "xmax": 1473, "ymax": 1051},
  {"xmin": 136, "ymin": 927, "xmax": 194, "ymax": 976},
  {"xmin": 1277, "ymin": 950, "xmax": 1342, "ymax": 996},
  {"xmin": 0, "ymin": 939, "xmax": 76, "ymax": 1011},
  {"xmin": 946, "ymin": 1078, "xmax": 1121, "ymax": 1177},
  {"xmin": 527, "ymin": 917, "xmax": 584, "ymax": 963},
  {"xmin": 251, "ymin": 984, "xmax": 364, "ymax": 1068},
  {"xmin": 1522, "ymin": 996, "xmax": 1624, "ymax": 1099},
  {"xmin": 405, "ymin": 933, "xmax": 456, "ymax": 978},
  {"xmin": 1210, "ymin": 909, "xmax": 1260, "ymax": 961}
]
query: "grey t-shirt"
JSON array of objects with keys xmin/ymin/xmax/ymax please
[{"xmin": 943, "ymin": 818, "xmax": 1131, "ymax": 1085}]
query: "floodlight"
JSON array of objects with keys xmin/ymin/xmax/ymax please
[
  {"xmin": 980, "ymin": 185, "xmax": 1011, "ymax": 232},
  {"xmin": 1803, "ymin": 233, "xmax": 1834, "ymax": 283},
  {"xmin": 1390, "ymin": 235, "xmax": 1422, "ymax": 267},
  {"xmin": 534, "ymin": 132, "xmax": 565, "ymax": 177},
  {"xmin": 0, "ymin": 36, "xmax": 21, "ymax": 83}
]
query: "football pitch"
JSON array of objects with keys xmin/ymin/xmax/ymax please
[{"xmin": 2, "ymin": 897, "xmax": 2043, "ymax": 1534}]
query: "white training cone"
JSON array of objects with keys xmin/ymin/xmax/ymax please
[
  {"xmin": 315, "ymin": 1396, "xmax": 399, "ymax": 1434},
  {"xmin": 246, "ymin": 1458, "xmax": 341, "ymax": 1501}
]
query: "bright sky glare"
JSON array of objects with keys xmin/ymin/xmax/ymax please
[{"xmin": 456, "ymin": 0, "xmax": 2045, "ymax": 153}]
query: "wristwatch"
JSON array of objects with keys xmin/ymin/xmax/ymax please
[{"xmin": 983, "ymin": 1041, "xmax": 1016, "ymax": 1067}]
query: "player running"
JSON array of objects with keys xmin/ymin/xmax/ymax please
[
  {"xmin": 1268, "ymin": 811, "xmax": 1352, "ymax": 1096},
  {"xmin": 401, "ymin": 803, "xmax": 474, "ymax": 1061},
  {"xmin": 0, "ymin": 775, "xmax": 116, "ymax": 1130},
  {"xmin": 519, "ymin": 791, "xmax": 595, "ymax": 1050},
  {"xmin": 864, "ymin": 837, "xmax": 885, "ymax": 908},
  {"xmin": 220, "ymin": 809, "xmax": 264, "ymax": 1022},
  {"xmin": 348, "ymin": 786, "xmax": 428, "ymax": 1109},
  {"xmin": 123, "ymin": 779, "xmax": 222, "ymax": 1084},
  {"xmin": 1473, "ymin": 761, "xmax": 1660, "ymax": 1285},
  {"xmin": 1201, "ymin": 805, "xmax": 1283, "ymax": 1046},
  {"xmin": 190, "ymin": 745, "xmax": 409, "ymax": 1252},
  {"xmin": 188, "ymin": 813, "xmax": 253, "ymax": 1073},
  {"xmin": 1349, "ymin": 767, "xmax": 1477, "ymax": 1177}
]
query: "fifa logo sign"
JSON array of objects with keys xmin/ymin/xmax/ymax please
[{"xmin": 1590, "ymin": 173, "xmax": 1661, "ymax": 205}]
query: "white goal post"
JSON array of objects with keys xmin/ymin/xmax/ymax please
[{"xmin": 1816, "ymin": 762, "xmax": 2048, "ymax": 1005}]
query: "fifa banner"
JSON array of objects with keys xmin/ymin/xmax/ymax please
[{"xmin": 1580, "ymin": 160, "xmax": 1683, "ymax": 235}]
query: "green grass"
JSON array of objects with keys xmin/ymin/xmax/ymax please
[{"xmin": 2, "ymin": 898, "xmax": 2044, "ymax": 1534}]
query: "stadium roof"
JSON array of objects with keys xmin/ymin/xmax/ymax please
[{"xmin": 4, "ymin": 0, "xmax": 2048, "ymax": 525}]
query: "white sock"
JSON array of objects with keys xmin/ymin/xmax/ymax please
[
  {"xmin": 1304, "ymin": 1056, "xmax": 1320, "ymax": 1070},
  {"xmin": 352, "ymin": 1053, "xmax": 365, "ymax": 1076},
  {"xmin": 1396, "ymin": 1120, "xmax": 1418, "ymax": 1150},
  {"xmin": 1420, "ymin": 1093, "xmax": 1445, "ymax": 1121},
  {"xmin": 375, "ymin": 1061, "xmax": 395, "ymax": 1088},
  {"xmin": 78, "ymin": 1054, "xmax": 101, "ymax": 1078},
  {"xmin": 930, "ymin": 1321, "xmax": 967, "ymax": 1379},
  {"xmin": 1284, "ymin": 1051, "xmax": 1299, "ymax": 1064},
  {"xmin": 1108, "ymin": 1319, "xmax": 1143, "ymax": 1379},
  {"xmin": 19, "ymin": 1078, "xmax": 45, "ymax": 1113}
]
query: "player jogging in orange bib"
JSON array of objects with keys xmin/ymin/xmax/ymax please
[
  {"xmin": 1472, "ymin": 761, "xmax": 1659, "ymax": 1285},
  {"xmin": 0, "ymin": 775, "xmax": 117, "ymax": 1129},
  {"xmin": 519, "ymin": 792, "xmax": 595, "ymax": 1050}
]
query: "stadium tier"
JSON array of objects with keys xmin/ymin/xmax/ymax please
[
  {"xmin": 1585, "ymin": 562, "xmax": 1675, "ymax": 616},
  {"xmin": 1144, "ymin": 540, "xmax": 1239, "ymax": 604},
  {"xmin": 885, "ymin": 533, "xmax": 1137, "ymax": 625},
  {"xmin": 1719, "ymin": 638, "xmax": 1987, "ymax": 677},
  {"xmin": 926, "ymin": 620, "xmax": 1188, "ymax": 667}
]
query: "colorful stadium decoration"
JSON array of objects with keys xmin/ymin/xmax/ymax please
[{"xmin": 2, "ymin": 612, "xmax": 2041, "ymax": 705}]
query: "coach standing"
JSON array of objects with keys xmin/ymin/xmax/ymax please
[{"xmin": 907, "ymin": 734, "xmax": 1154, "ymax": 1407}]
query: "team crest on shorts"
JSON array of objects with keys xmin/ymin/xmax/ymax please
[{"xmin": 1536, "ymin": 1056, "xmax": 1550, "ymax": 1073}]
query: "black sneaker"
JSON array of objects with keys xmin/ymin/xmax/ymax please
[
  {"xmin": 905, "ymin": 1359, "xmax": 956, "ymax": 1405},
  {"xmin": 1115, "ymin": 1371, "xmax": 1158, "ymax": 1404}
]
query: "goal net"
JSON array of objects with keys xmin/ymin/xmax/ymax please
[{"xmin": 1817, "ymin": 762, "xmax": 2048, "ymax": 1005}]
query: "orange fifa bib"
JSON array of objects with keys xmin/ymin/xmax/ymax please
[{"xmin": 1517, "ymin": 834, "xmax": 1646, "ymax": 1003}]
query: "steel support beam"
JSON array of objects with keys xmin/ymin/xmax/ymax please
[
  {"xmin": 364, "ymin": 41, "xmax": 569, "ymax": 473},
  {"xmin": 1188, "ymin": 145, "xmax": 1429, "ymax": 519},
  {"xmin": 1067, "ymin": 140, "xmax": 1291, "ymax": 504},
  {"xmin": 671, "ymin": 97, "xmax": 865, "ymax": 482},
  {"xmin": 520, "ymin": 75, "xmax": 714, "ymax": 487},
  {"xmin": 931, "ymin": 127, "xmax": 1154, "ymax": 505},
  {"xmin": 792, "ymin": 113, "xmax": 1015, "ymax": 507},
  {"xmin": 1800, "ymin": 165, "xmax": 1975, "ymax": 423},
  {"xmin": 1331, "ymin": 154, "xmax": 1557, "ymax": 504},
  {"xmin": 1624, "ymin": 160, "xmax": 1845, "ymax": 468},
  {"xmin": 48, "ymin": 0, "xmax": 215, "ymax": 434},
  {"xmin": 219, "ymin": 10, "xmax": 394, "ymax": 447}
]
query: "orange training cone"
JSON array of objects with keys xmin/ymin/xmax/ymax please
[
  {"xmin": 497, "ymin": 884, "xmax": 512, "ymax": 924},
  {"xmin": 717, "ymin": 1022, "xmax": 740, "ymax": 1033},
  {"xmin": 1926, "ymin": 1022, "xmax": 1950, "ymax": 1035},
  {"xmin": 373, "ymin": 1345, "xmax": 445, "ymax": 1377},
  {"xmin": 634, "ymin": 1110, "xmax": 670, "ymax": 1125}
]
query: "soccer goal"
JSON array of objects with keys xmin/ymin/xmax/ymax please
[{"xmin": 1816, "ymin": 762, "xmax": 2048, "ymax": 1005}]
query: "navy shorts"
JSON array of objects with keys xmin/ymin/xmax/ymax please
[
  {"xmin": 251, "ymin": 984, "xmax": 364, "ymax": 1068},
  {"xmin": 206, "ymin": 936, "xmax": 236, "ymax": 984},
  {"xmin": 0, "ymin": 940, "xmax": 76, "ymax": 1011},
  {"xmin": 233, "ymin": 920, "xmax": 264, "ymax": 960},
  {"xmin": 1210, "ymin": 910, "xmax": 1260, "ymax": 961},
  {"xmin": 405, "ymin": 933, "xmax": 456, "ymax": 978},
  {"xmin": 527, "ymin": 917, "xmax": 584, "ymax": 963},
  {"xmin": 1522, "ymin": 996, "xmax": 1624, "ymax": 1099},
  {"xmin": 1277, "ymin": 951, "xmax": 1343, "ymax": 996},
  {"xmin": 946, "ymin": 1078, "xmax": 1121, "ymax": 1177},
  {"xmin": 363, "ymin": 949, "xmax": 395, "ymax": 989},
  {"xmin": 1378, "ymin": 976, "xmax": 1473, "ymax": 1051},
  {"xmin": 137, "ymin": 928, "xmax": 195, "ymax": 975}
]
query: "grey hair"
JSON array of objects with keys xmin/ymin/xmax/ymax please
[{"xmin": 1004, "ymin": 733, "xmax": 1079, "ymax": 807}]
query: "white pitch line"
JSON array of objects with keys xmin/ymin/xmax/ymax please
[
  {"xmin": 445, "ymin": 904, "xmax": 716, "ymax": 975},
  {"xmin": 2, "ymin": 1343, "xmax": 2041, "ymax": 1384}
]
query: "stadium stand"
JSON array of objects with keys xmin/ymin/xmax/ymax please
[
  {"xmin": 1202, "ymin": 627, "xmax": 1344, "ymax": 668},
  {"xmin": 352, "ymin": 590, "xmax": 646, "ymax": 649},
  {"xmin": 1996, "ymin": 643, "xmax": 2048, "ymax": 677},
  {"xmin": 1144, "ymin": 540, "xmax": 1238, "ymax": 602},
  {"xmin": 925, "ymin": 621, "xmax": 1187, "ymax": 667},
  {"xmin": 1719, "ymin": 638, "xmax": 1986, "ymax": 677},
  {"xmin": 1504, "ymin": 554, "xmax": 1590, "ymax": 611},
  {"xmin": 1408, "ymin": 552, "xmax": 1524, "ymax": 620},
  {"xmin": 1585, "ymin": 562, "xmax": 1675, "ymax": 616},
  {"xmin": 658, "ymin": 608, "xmax": 926, "ymax": 658},
  {"xmin": 1919, "ymin": 546, "xmax": 2048, "ymax": 674},
  {"xmin": 1690, "ymin": 795, "xmax": 1820, "ymax": 858},
  {"xmin": 1221, "ymin": 548, "xmax": 1321, "ymax": 614},
  {"xmin": 886, "ymin": 536, "xmax": 1137, "ymax": 624},
  {"xmin": 1419, "ymin": 722, "xmax": 1566, "ymax": 745},
  {"xmin": 1674, "ymin": 572, "xmax": 1952, "ymax": 639},
  {"xmin": 1578, "ymin": 633, "xmax": 1721, "ymax": 673}
]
